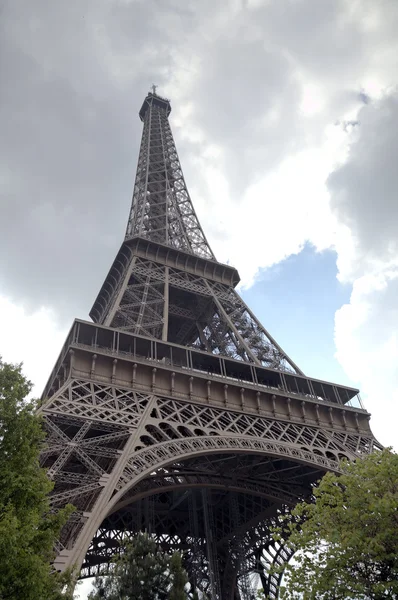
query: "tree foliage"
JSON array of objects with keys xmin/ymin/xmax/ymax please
[
  {"xmin": 169, "ymin": 552, "xmax": 189, "ymax": 600},
  {"xmin": 0, "ymin": 358, "xmax": 73, "ymax": 600},
  {"xmin": 88, "ymin": 532, "xmax": 190, "ymax": 600},
  {"xmin": 270, "ymin": 449, "xmax": 398, "ymax": 600}
]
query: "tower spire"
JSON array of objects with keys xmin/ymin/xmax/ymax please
[{"xmin": 126, "ymin": 91, "xmax": 215, "ymax": 260}]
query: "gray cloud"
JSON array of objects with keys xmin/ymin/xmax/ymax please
[
  {"xmin": 0, "ymin": 0, "xmax": 183, "ymax": 318},
  {"xmin": 175, "ymin": 0, "xmax": 385, "ymax": 209},
  {"xmin": 328, "ymin": 91, "xmax": 398, "ymax": 445},
  {"xmin": 1, "ymin": 0, "xmax": 398, "ymax": 325},
  {"xmin": 328, "ymin": 92, "xmax": 398, "ymax": 277}
]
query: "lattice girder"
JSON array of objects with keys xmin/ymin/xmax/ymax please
[
  {"xmin": 92, "ymin": 249, "xmax": 303, "ymax": 373},
  {"xmin": 40, "ymin": 330, "xmax": 377, "ymax": 598},
  {"xmin": 126, "ymin": 93, "xmax": 214, "ymax": 260},
  {"xmin": 39, "ymin": 353, "xmax": 376, "ymax": 585}
]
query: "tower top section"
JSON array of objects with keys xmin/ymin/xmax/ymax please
[
  {"xmin": 139, "ymin": 89, "xmax": 171, "ymax": 122},
  {"xmin": 125, "ymin": 89, "xmax": 215, "ymax": 259}
]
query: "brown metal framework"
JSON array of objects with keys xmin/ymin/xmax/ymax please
[{"xmin": 39, "ymin": 90, "xmax": 379, "ymax": 599}]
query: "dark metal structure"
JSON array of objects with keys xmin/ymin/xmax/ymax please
[{"xmin": 40, "ymin": 90, "xmax": 379, "ymax": 599}]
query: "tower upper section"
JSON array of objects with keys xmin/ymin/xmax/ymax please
[
  {"xmin": 90, "ymin": 90, "xmax": 304, "ymax": 376},
  {"xmin": 125, "ymin": 90, "xmax": 215, "ymax": 260},
  {"xmin": 139, "ymin": 91, "xmax": 171, "ymax": 121}
]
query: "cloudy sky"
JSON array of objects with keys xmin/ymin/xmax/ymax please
[
  {"xmin": 2, "ymin": 0, "xmax": 398, "ymax": 595},
  {"xmin": 2, "ymin": 0, "xmax": 398, "ymax": 426}
]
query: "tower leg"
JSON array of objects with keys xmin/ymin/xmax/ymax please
[{"xmin": 202, "ymin": 489, "xmax": 222, "ymax": 600}]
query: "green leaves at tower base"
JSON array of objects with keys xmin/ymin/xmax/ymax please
[
  {"xmin": 88, "ymin": 532, "xmax": 191, "ymax": 600},
  {"xmin": 0, "ymin": 358, "xmax": 74, "ymax": 600},
  {"xmin": 265, "ymin": 449, "xmax": 398, "ymax": 600}
]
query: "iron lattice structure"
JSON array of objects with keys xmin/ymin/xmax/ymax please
[{"xmin": 40, "ymin": 91, "xmax": 379, "ymax": 599}]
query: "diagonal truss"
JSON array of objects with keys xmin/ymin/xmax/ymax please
[
  {"xmin": 125, "ymin": 92, "xmax": 215, "ymax": 260},
  {"xmin": 94, "ymin": 253, "xmax": 302, "ymax": 374}
]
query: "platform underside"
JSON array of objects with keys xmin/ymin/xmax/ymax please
[{"xmin": 81, "ymin": 452, "xmax": 321, "ymax": 598}]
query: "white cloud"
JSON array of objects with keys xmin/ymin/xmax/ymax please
[
  {"xmin": 300, "ymin": 83, "xmax": 326, "ymax": 117},
  {"xmin": 334, "ymin": 270, "xmax": 398, "ymax": 447},
  {"xmin": 3, "ymin": 0, "xmax": 398, "ymax": 313},
  {"xmin": 328, "ymin": 93, "xmax": 398, "ymax": 448},
  {"xmin": 0, "ymin": 296, "xmax": 67, "ymax": 396},
  {"xmin": 75, "ymin": 578, "xmax": 95, "ymax": 599}
]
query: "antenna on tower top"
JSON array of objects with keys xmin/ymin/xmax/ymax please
[{"xmin": 151, "ymin": 84, "xmax": 158, "ymax": 95}]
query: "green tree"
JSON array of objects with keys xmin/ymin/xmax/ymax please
[
  {"xmin": 169, "ymin": 552, "xmax": 188, "ymax": 600},
  {"xmin": 88, "ymin": 532, "xmax": 190, "ymax": 600},
  {"xmin": 268, "ymin": 449, "xmax": 398, "ymax": 600},
  {"xmin": 0, "ymin": 358, "xmax": 73, "ymax": 600}
]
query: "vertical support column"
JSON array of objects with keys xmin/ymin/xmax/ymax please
[
  {"xmin": 230, "ymin": 493, "xmax": 253, "ymax": 600},
  {"xmin": 188, "ymin": 492, "xmax": 201, "ymax": 594},
  {"xmin": 144, "ymin": 496, "xmax": 154, "ymax": 534},
  {"xmin": 162, "ymin": 266, "xmax": 169, "ymax": 341},
  {"xmin": 201, "ymin": 489, "xmax": 221, "ymax": 600},
  {"xmin": 103, "ymin": 255, "xmax": 135, "ymax": 327},
  {"xmin": 53, "ymin": 396, "xmax": 159, "ymax": 575}
]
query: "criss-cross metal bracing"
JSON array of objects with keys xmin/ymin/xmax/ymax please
[
  {"xmin": 91, "ymin": 91, "xmax": 302, "ymax": 375},
  {"xmin": 93, "ymin": 253, "xmax": 303, "ymax": 374},
  {"xmin": 41, "ymin": 366, "xmax": 378, "ymax": 598},
  {"xmin": 39, "ymin": 90, "xmax": 379, "ymax": 599},
  {"xmin": 126, "ymin": 92, "xmax": 215, "ymax": 260}
]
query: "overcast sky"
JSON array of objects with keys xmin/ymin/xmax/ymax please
[{"xmin": 1, "ymin": 3, "xmax": 398, "ymax": 593}]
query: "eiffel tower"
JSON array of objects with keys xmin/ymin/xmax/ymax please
[{"xmin": 40, "ymin": 89, "xmax": 378, "ymax": 599}]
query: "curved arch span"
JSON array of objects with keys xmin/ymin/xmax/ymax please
[
  {"xmin": 113, "ymin": 434, "xmax": 340, "ymax": 507},
  {"xmin": 110, "ymin": 481, "xmax": 290, "ymax": 518},
  {"xmin": 65, "ymin": 434, "xmax": 341, "ymax": 577}
]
